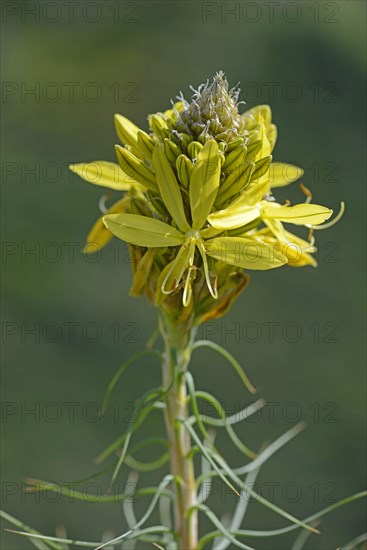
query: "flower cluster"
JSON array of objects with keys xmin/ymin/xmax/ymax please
[{"xmin": 70, "ymin": 72, "xmax": 341, "ymax": 326}]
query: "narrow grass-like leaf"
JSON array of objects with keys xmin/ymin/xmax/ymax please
[
  {"xmin": 97, "ymin": 388, "xmax": 164, "ymax": 463},
  {"xmin": 198, "ymin": 437, "xmax": 215, "ymax": 504},
  {"xmin": 340, "ymin": 532, "xmax": 367, "ymax": 550},
  {"xmin": 109, "ymin": 432, "xmax": 132, "ymax": 489},
  {"xmin": 182, "ymin": 420, "xmax": 240, "ymax": 497},
  {"xmin": 125, "ymin": 452, "xmax": 169, "ymax": 472},
  {"xmin": 209, "ymin": 452, "xmax": 318, "ymax": 534},
  {"xmin": 26, "ymin": 479, "xmax": 134, "ymax": 503},
  {"xmin": 95, "ymin": 475, "xmax": 175, "ymax": 550},
  {"xmin": 185, "ymin": 371, "xmax": 213, "ymax": 443},
  {"xmin": 232, "ymin": 423, "xmax": 305, "ymax": 475},
  {"xmin": 123, "ymin": 472, "xmax": 138, "ymax": 531},
  {"xmin": 193, "ymin": 390, "xmax": 257, "ymax": 460},
  {"xmin": 191, "ymin": 341, "xmax": 256, "ymax": 394},
  {"xmin": 122, "ymin": 526, "xmax": 173, "ymax": 542},
  {"xmin": 291, "ymin": 522, "xmax": 318, "ymax": 550},
  {"xmin": 198, "ymin": 396, "xmax": 265, "ymax": 427},
  {"xmin": 195, "ymin": 491, "xmax": 367, "ymax": 547},
  {"xmin": 0, "ymin": 510, "xmax": 63, "ymax": 550},
  {"xmin": 129, "ymin": 437, "xmax": 168, "ymax": 454},
  {"xmin": 102, "ymin": 350, "xmax": 162, "ymax": 413},
  {"xmin": 108, "ymin": 385, "xmax": 168, "ymax": 487},
  {"xmin": 3, "ymin": 530, "xmax": 97, "ymax": 549},
  {"xmin": 191, "ymin": 504, "xmax": 255, "ymax": 550},
  {"xmin": 213, "ymin": 467, "xmax": 261, "ymax": 550},
  {"xmin": 54, "ymin": 527, "xmax": 69, "ymax": 550},
  {"xmin": 159, "ymin": 492, "xmax": 173, "ymax": 531}
]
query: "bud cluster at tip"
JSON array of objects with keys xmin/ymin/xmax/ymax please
[{"xmin": 175, "ymin": 70, "xmax": 247, "ymax": 143}]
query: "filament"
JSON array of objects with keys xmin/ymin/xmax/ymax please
[
  {"xmin": 197, "ymin": 238, "xmax": 218, "ymax": 300},
  {"xmin": 310, "ymin": 202, "xmax": 345, "ymax": 230},
  {"xmin": 161, "ymin": 243, "xmax": 188, "ymax": 295},
  {"xmin": 99, "ymin": 194, "xmax": 111, "ymax": 214}
]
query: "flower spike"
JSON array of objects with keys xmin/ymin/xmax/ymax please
[{"xmin": 70, "ymin": 71, "xmax": 343, "ymax": 313}]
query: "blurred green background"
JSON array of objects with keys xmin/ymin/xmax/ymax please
[{"xmin": 1, "ymin": 1, "xmax": 366, "ymax": 548}]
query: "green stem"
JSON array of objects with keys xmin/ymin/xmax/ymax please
[{"xmin": 159, "ymin": 313, "xmax": 198, "ymax": 550}]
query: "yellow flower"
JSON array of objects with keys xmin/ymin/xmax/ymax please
[{"xmin": 70, "ymin": 71, "xmax": 343, "ymax": 311}]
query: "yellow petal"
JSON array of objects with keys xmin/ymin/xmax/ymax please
[
  {"xmin": 84, "ymin": 197, "xmax": 130, "ymax": 253},
  {"xmin": 285, "ymin": 250, "xmax": 317, "ymax": 267},
  {"xmin": 261, "ymin": 202, "xmax": 333, "ymax": 226},
  {"xmin": 164, "ymin": 138, "xmax": 181, "ymax": 163},
  {"xmin": 190, "ymin": 140, "xmax": 221, "ymax": 229},
  {"xmin": 137, "ymin": 130, "xmax": 155, "ymax": 158},
  {"xmin": 115, "ymin": 145, "xmax": 158, "ymax": 192},
  {"xmin": 155, "ymin": 240, "xmax": 193, "ymax": 304},
  {"xmin": 251, "ymin": 155, "xmax": 272, "ymax": 182},
  {"xmin": 114, "ymin": 114, "xmax": 141, "ymax": 149},
  {"xmin": 264, "ymin": 220, "xmax": 316, "ymax": 252},
  {"xmin": 155, "ymin": 260, "xmax": 175, "ymax": 305},
  {"xmin": 224, "ymin": 177, "xmax": 270, "ymax": 210},
  {"xmin": 208, "ymin": 204, "xmax": 261, "ymax": 230},
  {"xmin": 255, "ymin": 121, "xmax": 271, "ymax": 161},
  {"xmin": 197, "ymin": 270, "xmax": 250, "ymax": 324},
  {"xmin": 176, "ymin": 154, "xmax": 193, "ymax": 189},
  {"xmin": 148, "ymin": 114, "xmax": 169, "ymax": 139},
  {"xmin": 222, "ymin": 145, "xmax": 247, "ymax": 172},
  {"xmin": 243, "ymin": 105, "xmax": 272, "ymax": 129},
  {"xmin": 130, "ymin": 248, "xmax": 157, "ymax": 296},
  {"xmin": 103, "ymin": 213, "xmax": 184, "ymax": 247},
  {"xmin": 217, "ymin": 161, "xmax": 255, "ymax": 204},
  {"xmin": 205, "ymin": 236, "xmax": 287, "ymax": 270},
  {"xmin": 269, "ymin": 163, "xmax": 304, "ymax": 188},
  {"xmin": 262, "ymin": 218, "xmax": 287, "ymax": 243},
  {"xmin": 267, "ymin": 124, "xmax": 277, "ymax": 152},
  {"xmin": 246, "ymin": 139, "xmax": 262, "ymax": 160},
  {"xmin": 152, "ymin": 146, "xmax": 190, "ymax": 232},
  {"xmin": 69, "ymin": 161, "xmax": 142, "ymax": 191},
  {"xmin": 282, "ymin": 245, "xmax": 317, "ymax": 267}
]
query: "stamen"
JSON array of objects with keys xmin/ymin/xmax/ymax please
[
  {"xmin": 197, "ymin": 239, "xmax": 218, "ymax": 300},
  {"xmin": 300, "ymin": 183, "xmax": 313, "ymax": 204},
  {"xmin": 183, "ymin": 267, "xmax": 194, "ymax": 307},
  {"xmin": 161, "ymin": 243, "xmax": 188, "ymax": 295},
  {"xmin": 213, "ymin": 275, "xmax": 218, "ymax": 294},
  {"xmin": 99, "ymin": 194, "xmax": 111, "ymax": 214},
  {"xmin": 310, "ymin": 202, "xmax": 345, "ymax": 230}
]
